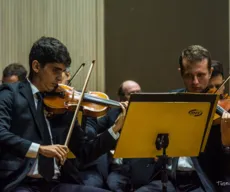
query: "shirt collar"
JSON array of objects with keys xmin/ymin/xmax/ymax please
[{"xmin": 27, "ymin": 78, "xmax": 39, "ymax": 95}]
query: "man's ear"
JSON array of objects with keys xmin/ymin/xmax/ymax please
[
  {"xmin": 209, "ymin": 67, "xmax": 214, "ymax": 79},
  {"xmin": 31, "ymin": 60, "xmax": 40, "ymax": 73}
]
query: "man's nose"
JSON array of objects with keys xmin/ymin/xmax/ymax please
[
  {"xmin": 57, "ymin": 74, "xmax": 62, "ymax": 82},
  {"xmin": 192, "ymin": 76, "xmax": 199, "ymax": 84}
]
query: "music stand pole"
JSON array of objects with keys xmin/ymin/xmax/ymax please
[{"xmin": 155, "ymin": 133, "xmax": 169, "ymax": 192}]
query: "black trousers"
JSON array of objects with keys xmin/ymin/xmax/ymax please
[
  {"xmin": 174, "ymin": 171, "xmax": 205, "ymax": 192},
  {"xmin": 12, "ymin": 177, "xmax": 110, "ymax": 192},
  {"xmin": 135, "ymin": 170, "xmax": 205, "ymax": 192},
  {"xmin": 106, "ymin": 171, "xmax": 130, "ymax": 192},
  {"xmin": 135, "ymin": 180, "xmax": 176, "ymax": 192},
  {"xmin": 80, "ymin": 169, "xmax": 105, "ymax": 188}
]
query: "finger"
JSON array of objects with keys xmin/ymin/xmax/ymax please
[
  {"xmin": 55, "ymin": 151, "xmax": 63, "ymax": 163},
  {"xmin": 63, "ymin": 146, "xmax": 69, "ymax": 153},
  {"xmin": 222, "ymin": 111, "xmax": 227, "ymax": 120},
  {"xmin": 115, "ymin": 113, "xmax": 124, "ymax": 124},
  {"xmin": 56, "ymin": 146, "xmax": 67, "ymax": 159},
  {"xmin": 58, "ymin": 145, "xmax": 69, "ymax": 154},
  {"xmin": 221, "ymin": 112, "xmax": 230, "ymax": 132},
  {"xmin": 221, "ymin": 112, "xmax": 230, "ymax": 128},
  {"xmin": 119, "ymin": 103, "xmax": 126, "ymax": 116},
  {"xmin": 54, "ymin": 147, "xmax": 67, "ymax": 162},
  {"xmin": 222, "ymin": 111, "xmax": 229, "ymax": 122},
  {"xmin": 121, "ymin": 101, "xmax": 128, "ymax": 108},
  {"xmin": 61, "ymin": 157, "xmax": 66, "ymax": 165},
  {"xmin": 226, "ymin": 112, "xmax": 230, "ymax": 119}
]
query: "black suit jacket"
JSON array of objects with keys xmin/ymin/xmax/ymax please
[
  {"xmin": 0, "ymin": 80, "xmax": 117, "ymax": 192},
  {"xmin": 97, "ymin": 108, "xmax": 122, "ymax": 134}
]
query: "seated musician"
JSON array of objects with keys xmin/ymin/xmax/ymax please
[
  {"xmin": 1, "ymin": 63, "xmax": 27, "ymax": 83},
  {"xmin": 105, "ymin": 80, "xmax": 143, "ymax": 192},
  {"xmin": 209, "ymin": 60, "xmax": 226, "ymax": 97},
  {"xmin": 201, "ymin": 59, "xmax": 230, "ymax": 192},
  {"xmin": 100, "ymin": 48, "xmax": 218, "ymax": 192},
  {"xmin": 84, "ymin": 46, "xmax": 220, "ymax": 192},
  {"xmin": 0, "ymin": 36, "xmax": 126, "ymax": 192},
  {"xmin": 175, "ymin": 45, "xmax": 230, "ymax": 192}
]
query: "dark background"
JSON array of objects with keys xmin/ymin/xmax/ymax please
[{"xmin": 104, "ymin": 0, "xmax": 229, "ymax": 99}]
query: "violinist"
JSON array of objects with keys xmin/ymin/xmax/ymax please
[
  {"xmin": 122, "ymin": 46, "xmax": 214, "ymax": 192},
  {"xmin": 208, "ymin": 60, "xmax": 230, "ymax": 115},
  {"xmin": 105, "ymin": 80, "xmax": 143, "ymax": 192},
  {"xmin": 209, "ymin": 60, "xmax": 225, "ymax": 97},
  {"xmin": 174, "ymin": 45, "xmax": 230, "ymax": 192},
  {"xmin": 0, "ymin": 36, "xmax": 126, "ymax": 192},
  {"xmin": 203, "ymin": 60, "xmax": 230, "ymax": 192}
]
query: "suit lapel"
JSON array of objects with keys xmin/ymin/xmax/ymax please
[{"xmin": 19, "ymin": 80, "xmax": 44, "ymax": 140}]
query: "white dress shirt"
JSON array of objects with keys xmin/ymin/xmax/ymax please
[
  {"xmin": 177, "ymin": 157, "xmax": 194, "ymax": 171},
  {"xmin": 167, "ymin": 157, "xmax": 195, "ymax": 171},
  {"xmin": 26, "ymin": 81, "xmax": 60, "ymax": 178}
]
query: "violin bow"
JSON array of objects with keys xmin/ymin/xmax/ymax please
[
  {"xmin": 64, "ymin": 60, "xmax": 95, "ymax": 146},
  {"xmin": 214, "ymin": 74, "xmax": 230, "ymax": 94},
  {"xmin": 67, "ymin": 63, "xmax": 86, "ymax": 86}
]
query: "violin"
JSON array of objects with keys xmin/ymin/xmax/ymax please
[
  {"xmin": 218, "ymin": 94, "xmax": 230, "ymax": 111},
  {"xmin": 54, "ymin": 60, "xmax": 125, "ymax": 151},
  {"xmin": 205, "ymin": 87, "xmax": 230, "ymax": 125},
  {"xmin": 207, "ymin": 87, "xmax": 230, "ymax": 111},
  {"xmin": 43, "ymin": 84, "xmax": 121, "ymax": 117}
]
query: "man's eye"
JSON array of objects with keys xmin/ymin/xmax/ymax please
[
  {"xmin": 53, "ymin": 68, "xmax": 61, "ymax": 73},
  {"xmin": 197, "ymin": 73, "xmax": 205, "ymax": 78}
]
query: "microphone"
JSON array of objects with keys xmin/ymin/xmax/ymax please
[{"xmin": 68, "ymin": 63, "xmax": 86, "ymax": 86}]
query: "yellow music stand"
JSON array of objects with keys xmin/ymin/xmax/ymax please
[{"xmin": 113, "ymin": 92, "xmax": 219, "ymax": 191}]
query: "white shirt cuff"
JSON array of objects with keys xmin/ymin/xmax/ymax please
[
  {"xmin": 26, "ymin": 142, "xmax": 40, "ymax": 158},
  {"xmin": 108, "ymin": 127, "xmax": 120, "ymax": 140}
]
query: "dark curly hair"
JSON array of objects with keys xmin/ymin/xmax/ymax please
[{"xmin": 29, "ymin": 36, "xmax": 71, "ymax": 78}]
